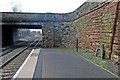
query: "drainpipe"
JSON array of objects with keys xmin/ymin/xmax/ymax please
[{"xmin": 109, "ymin": 1, "xmax": 119, "ymax": 60}]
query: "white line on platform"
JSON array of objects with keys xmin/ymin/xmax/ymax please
[{"xmin": 11, "ymin": 49, "xmax": 35, "ymax": 80}]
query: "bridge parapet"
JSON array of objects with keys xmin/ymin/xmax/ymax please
[{"xmin": 1, "ymin": 1, "xmax": 106, "ymax": 22}]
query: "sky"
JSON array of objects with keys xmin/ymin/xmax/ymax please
[{"xmin": 0, "ymin": 0, "xmax": 87, "ymax": 13}]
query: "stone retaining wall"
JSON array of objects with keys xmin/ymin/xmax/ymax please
[{"xmin": 60, "ymin": 1, "xmax": 119, "ymax": 60}]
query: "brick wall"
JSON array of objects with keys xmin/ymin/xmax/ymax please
[{"xmin": 62, "ymin": 1, "xmax": 119, "ymax": 59}]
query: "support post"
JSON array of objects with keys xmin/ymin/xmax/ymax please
[{"xmin": 76, "ymin": 38, "xmax": 78, "ymax": 52}]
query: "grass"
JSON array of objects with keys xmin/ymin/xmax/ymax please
[
  {"xmin": 49, "ymin": 47, "xmax": 76, "ymax": 52},
  {"xmin": 49, "ymin": 47, "xmax": 108, "ymax": 69},
  {"xmin": 76, "ymin": 49, "xmax": 108, "ymax": 69}
]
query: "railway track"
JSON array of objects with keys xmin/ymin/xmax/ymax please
[
  {"xmin": 0, "ymin": 41, "xmax": 34, "ymax": 57},
  {"xmin": 0, "ymin": 39, "xmax": 40, "ymax": 80},
  {"xmin": 1, "ymin": 41, "xmax": 27, "ymax": 52}
]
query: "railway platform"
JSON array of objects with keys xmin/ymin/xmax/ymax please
[{"xmin": 12, "ymin": 48, "xmax": 118, "ymax": 79}]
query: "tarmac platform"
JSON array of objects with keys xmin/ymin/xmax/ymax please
[{"xmin": 14, "ymin": 48, "xmax": 118, "ymax": 79}]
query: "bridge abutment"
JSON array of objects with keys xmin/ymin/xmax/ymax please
[
  {"xmin": 13, "ymin": 28, "xmax": 19, "ymax": 43},
  {"xmin": 2, "ymin": 26, "xmax": 14, "ymax": 46}
]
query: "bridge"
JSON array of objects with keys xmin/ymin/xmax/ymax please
[{"xmin": 1, "ymin": 1, "xmax": 120, "ymax": 60}]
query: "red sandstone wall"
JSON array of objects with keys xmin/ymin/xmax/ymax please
[{"xmin": 70, "ymin": 1, "xmax": 119, "ymax": 59}]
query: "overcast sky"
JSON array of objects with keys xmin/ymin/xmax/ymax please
[{"xmin": 0, "ymin": 0, "xmax": 87, "ymax": 13}]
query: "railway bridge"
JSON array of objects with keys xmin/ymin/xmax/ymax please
[{"xmin": 1, "ymin": 0, "xmax": 120, "ymax": 59}]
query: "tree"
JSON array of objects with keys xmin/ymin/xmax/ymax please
[{"xmin": 10, "ymin": 2, "xmax": 21, "ymax": 12}]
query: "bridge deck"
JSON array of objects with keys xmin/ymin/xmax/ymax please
[{"xmin": 1, "ymin": 22, "xmax": 42, "ymax": 29}]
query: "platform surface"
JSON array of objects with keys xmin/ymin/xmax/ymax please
[
  {"xmin": 33, "ymin": 49, "xmax": 117, "ymax": 79},
  {"xmin": 16, "ymin": 49, "xmax": 40, "ymax": 78}
]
